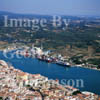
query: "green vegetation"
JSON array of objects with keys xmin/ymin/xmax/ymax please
[
  {"xmin": 0, "ymin": 12, "xmax": 100, "ymax": 67},
  {"xmin": 0, "ymin": 97, "xmax": 3, "ymax": 100},
  {"xmin": 87, "ymin": 59, "xmax": 100, "ymax": 65}
]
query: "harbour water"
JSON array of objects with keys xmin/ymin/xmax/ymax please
[{"xmin": 0, "ymin": 51, "xmax": 100, "ymax": 95}]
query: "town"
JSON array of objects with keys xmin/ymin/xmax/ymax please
[
  {"xmin": 0, "ymin": 60, "xmax": 99, "ymax": 100},
  {"xmin": 2, "ymin": 44, "xmax": 100, "ymax": 71}
]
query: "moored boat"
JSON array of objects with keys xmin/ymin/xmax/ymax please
[{"xmin": 56, "ymin": 61, "xmax": 70, "ymax": 67}]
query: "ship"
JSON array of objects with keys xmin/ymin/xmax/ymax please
[{"xmin": 56, "ymin": 60, "xmax": 70, "ymax": 67}]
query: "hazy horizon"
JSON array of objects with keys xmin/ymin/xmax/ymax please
[{"xmin": 0, "ymin": 0, "xmax": 100, "ymax": 16}]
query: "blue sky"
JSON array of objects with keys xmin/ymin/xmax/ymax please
[{"xmin": 0, "ymin": 0, "xmax": 100, "ymax": 15}]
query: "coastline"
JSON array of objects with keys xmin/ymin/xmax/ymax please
[
  {"xmin": 1, "ymin": 48, "xmax": 100, "ymax": 72},
  {"xmin": 71, "ymin": 65, "xmax": 100, "ymax": 72},
  {"xmin": 0, "ymin": 49, "xmax": 100, "ymax": 95},
  {"xmin": 0, "ymin": 60, "xmax": 99, "ymax": 100}
]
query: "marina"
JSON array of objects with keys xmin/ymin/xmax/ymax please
[
  {"xmin": 14, "ymin": 47, "xmax": 71, "ymax": 67},
  {"xmin": 0, "ymin": 50, "xmax": 100, "ymax": 95}
]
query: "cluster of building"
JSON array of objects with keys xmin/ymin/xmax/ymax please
[
  {"xmin": 3, "ymin": 44, "xmax": 100, "ymax": 70},
  {"xmin": 0, "ymin": 60, "xmax": 99, "ymax": 100},
  {"xmin": 15, "ymin": 46, "xmax": 71, "ymax": 67}
]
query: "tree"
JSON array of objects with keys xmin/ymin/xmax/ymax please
[
  {"xmin": 0, "ymin": 97, "xmax": 3, "ymax": 100},
  {"xmin": 97, "ymin": 65, "xmax": 100, "ymax": 69}
]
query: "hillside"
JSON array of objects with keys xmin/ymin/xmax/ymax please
[{"xmin": 0, "ymin": 11, "xmax": 100, "ymax": 64}]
